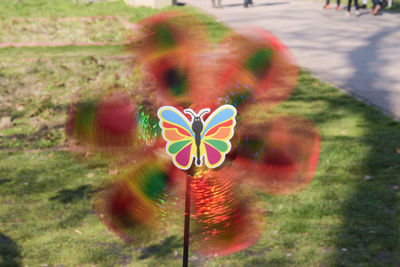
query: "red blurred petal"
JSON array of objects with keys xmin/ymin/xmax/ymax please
[
  {"xmin": 133, "ymin": 11, "xmax": 208, "ymax": 109},
  {"xmin": 228, "ymin": 116, "xmax": 320, "ymax": 195},
  {"xmin": 93, "ymin": 151, "xmax": 176, "ymax": 242},
  {"xmin": 94, "ymin": 94, "xmax": 137, "ymax": 147},
  {"xmin": 215, "ymin": 28, "xmax": 298, "ymax": 111}
]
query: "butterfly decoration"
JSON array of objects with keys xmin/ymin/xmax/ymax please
[
  {"xmin": 66, "ymin": 10, "xmax": 321, "ymax": 262},
  {"xmin": 158, "ymin": 105, "xmax": 237, "ymax": 170}
]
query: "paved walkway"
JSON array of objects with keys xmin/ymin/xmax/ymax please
[{"xmin": 185, "ymin": 0, "xmax": 400, "ymax": 118}]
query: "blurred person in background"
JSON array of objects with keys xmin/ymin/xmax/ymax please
[
  {"xmin": 323, "ymin": 0, "xmax": 341, "ymax": 10},
  {"xmin": 360, "ymin": 0, "xmax": 368, "ymax": 8},
  {"xmin": 212, "ymin": 0, "xmax": 222, "ymax": 8},
  {"xmin": 347, "ymin": 0, "xmax": 361, "ymax": 16},
  {"xmin": 371, "ymin": 0, "xmax": 385, "ymax": 14},
  {"xmin": 244, "ymin": 0, "xmax": 253, "ymax": 8}
]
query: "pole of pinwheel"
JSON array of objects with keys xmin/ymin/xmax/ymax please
[
  {"xmin": 183, "ymin": 173, "xmax": 191, "ymax": 267},
  {"xmin": 182, "ymin": 167, "xmax": 195, "ymax": 267}
]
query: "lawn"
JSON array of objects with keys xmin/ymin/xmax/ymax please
[
  {"xmin": 389, "ymin": 0, "xmax": 400, "ymax": 12},
  {"xmin": 1, "ymin": 1, "xmax": 400, "ymax": 266}
]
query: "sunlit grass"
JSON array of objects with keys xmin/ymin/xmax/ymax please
[{"xmin": 2, "ymin": 68, "xmax": 400, "ymax": 266}]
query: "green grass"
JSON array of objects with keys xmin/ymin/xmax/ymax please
[
  {"xmin": 372, "ymin": 0, "xmax": 400, "ymax": 12},
  {"xmin": 2, "ymin": 69, "xmax": 400, "ymax": 266},
  {"xmin": 0, "ymin": 0, "xmax": 228, "ymax": 57},
  {"xmin": 0, "ymin": 0, "xmax": 153, "ymax": 18},
  {"xmin": 358, "ymin": 0, "xmax": 400, "ymax": 12},
  {"xmin": 0, "ymin": 45, "xmax": 126, "ymax": 59},
  {"xmin": 389, "ymin": 0, "xmax": 400, "ymax": 12},
  {"xmin": 1, "ymin": 1, "xmax": 400, "ymax": 266},
  {"xmin": 0, "ymin": 54, "xmax": 144, "ymax": 149},
  {"xmin": 0, "ymin": 16, "xmax": 129, "ymax": 44}
]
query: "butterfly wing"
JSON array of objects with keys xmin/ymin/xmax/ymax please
[
  {"xmin": 201, "ymin": 105, "xmax": 237, "ymax": 168},
  {"xmin": 158, "ymin": 106, "xmax": 196, "ymax": 170}
]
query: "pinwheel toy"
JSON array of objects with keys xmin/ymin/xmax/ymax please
[{"xmin": 66, "ymin": 11, "xmax": 321, "ymax": 266}]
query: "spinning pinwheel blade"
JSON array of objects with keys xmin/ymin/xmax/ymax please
[{"xmin": 66, "ymin": 11, "xmax": 321, "ymax": 266}]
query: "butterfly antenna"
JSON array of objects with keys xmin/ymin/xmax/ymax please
[
  {"xmin": 198, "ymin": 109, "xmax": 210, "ymax": 119},
  {"xmin": 184, "ymin": 109, "xmax": 196, "ymax": 120}
]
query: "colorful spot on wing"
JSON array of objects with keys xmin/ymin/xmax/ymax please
[
  {"xmin": 204, "ymin": 143, "xmax": 222, "ymax": 165},
  {"xmin": 162, "ymin": 122, "xmax": 191, "ymax": 136},
  {"xmin": 208, "ymin": 128, "xmax": 232, "ymax": 140},
  {"xmin": 204, "ymin": 139, "xmax": 228, "ymax": 152},
  {"xmin": 176, "ymin": 143, "xmax": 192, "ymax": 167},
  {"xmin": 164, "ymin": 129, "xmax": 189, "ymax": 141},
  {"xmin": 161, "ymin": 109, "xmax": 194, "ymax": 136},
  {"xmin": 202, "ymin": 109, "xmax": 235, "ymax": 138},
  {"xmin": 205, "ymin": 119, "xmax": 233, "ymax": 137},
  {"xmin": 168, "ymin": 140, "xmax": 191, "ymax": 154}
]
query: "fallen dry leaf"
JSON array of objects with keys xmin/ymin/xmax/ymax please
[
  {"xmin": 109, "ymin": 168, "xmax": 118, "ymax": 175},
  {"xmin": 0, "ymin": 117, "xmax": 13, "ymax": 130},
  {"xmin": 16, "ymin": 104, "xmax": 24, "ymax": 111},
  {"xmin": 364, "ymin": 175, "xmax": 374, "ymax": 181},
  {"xmin": 74, "ymin": 229, "xmax": 82, "ymax": 235}
]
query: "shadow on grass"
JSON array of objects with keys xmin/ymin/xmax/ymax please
[
  {"xmin": 59, "ymin": 208, "xmax": 92, "ymax": 228},
  {"xmin": 50, "ymin": 184, "xmax": 93, "ymax": 203},
  {"xmin": 290, "ymin": 77, "xmax": 400, "ymax": 265},
  {"xmin": 0, "ymin": 179, "xmax": 11, "ymax": 185},
  {"xmin": 138, "ymin": 235, "xmax": 182, "ymax": 260},
  {"xmin": 0, "ymin": 233, "xmax": 21, "ymax": 267},
  {"xmin": 328, "ymin": 24, "xmax": 400, "ymax": 266},
  {"xmin": 273, "ymin": 17, "xmax": 400, "ymax": 265}
]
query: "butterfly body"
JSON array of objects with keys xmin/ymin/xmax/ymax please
[
  {"xmin": 184, "ymin": 108, "xmax": 209, "ymax": 166},
  {"xmin": 158, "ymin": 105, "xmax": 237, "ymax": 170}
]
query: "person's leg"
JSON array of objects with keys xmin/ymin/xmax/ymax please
[
  {"xmin": 371, "ymin": 0, "xmax": 381, "ymax": 14},
  {"xmin": 336, "ymin": 0, "xmax": 341, "ymax": 9},
  {"xmin": 324, "ymin": 0, "xmax": 331, "ymax": 8},
  {"xmin": 347, "ymin": 0, "xmax": 352, "ymax": 12},
  {"xmin": 372, "ymin": 2, "xmax": 382, "ymax": 14},
  {"xmin": 354, "ymin": 0, "xmax": 360, "ymax": 15},
  {"xmin": 361, "ymin": 0, "xmax": 367, "ymax": 7},
  {"xmin": 217, "ymin": 0, "xmax": 222, "ymax": 8}
]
